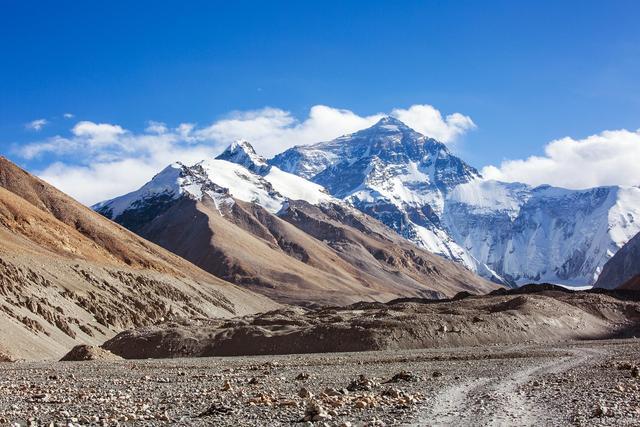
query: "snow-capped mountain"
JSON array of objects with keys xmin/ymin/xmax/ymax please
[
  {"xmin": 94, "ymin": 117, "xmax": 640, "ymax": 288},
  {"xmin": 270, "ymin": 116, "xmax": 640, "ymax": 286},
  {"xmin": 94, "ymin": 141, "xmax": 333, "ymax": 230},
  {"xmin": 93, "ymin": 140, "xmax": 495, "ymax": 304},
  {"xmin": 446, "ymin": 180, "xmax": 640, "ymax": 285}
]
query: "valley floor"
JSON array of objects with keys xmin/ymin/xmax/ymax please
[{"xmin": 1, "ymin": 339, "xmax": 639, "ymax": 426}]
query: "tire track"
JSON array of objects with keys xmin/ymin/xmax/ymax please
[{"xmin": 414, "ymin": 347, "xmax": 607, "ymax": 426}]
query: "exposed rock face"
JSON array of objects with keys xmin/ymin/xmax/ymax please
[
  {"xmin": 103, "ymin": 288, "xmax": 640, "ymax": 359},
  {"xmin": 271, "ymin": 117, "xmax": 640, "ymax": 287},
  {"xmin": 215, "ymin": 139, "xmax": 271, "ymax": 174},
  {"xmin": 93, "ymin": 147, "xmax": 496, "ymax": 305},
  {"xmin": 0, "ymin": 156, "xmax": 277, "ymax": 360},
  {"xmin": 595, "ymin": 231, "xmax": 640, "ymax": 289},
  {"xmin": 60, "ymin": 344, "xmax": 122, "ymax": 361}
]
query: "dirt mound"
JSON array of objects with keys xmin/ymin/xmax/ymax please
[
  {"xmin": 103, "ymin": 291, "xmax": 640, "ymax": 359},
  {"xmin": 60, "ymin": 344, "xmax": 122, "ymax": 361}
]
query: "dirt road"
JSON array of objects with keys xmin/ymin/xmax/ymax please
[{"xmin": 418, "ymin": 346, "xmax": 608, "ymax": 426}]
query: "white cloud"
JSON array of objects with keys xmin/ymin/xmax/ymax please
[
  {"xmin": 15, "ymin": 104, "xmax": 475, "ymax": 205},
  {"xmin": 20, "ymin": 121, "xmax": 220, "ymax": 204},
  {"xmin": 196, "ymin": 105, "xmax": 382, "ymax": 156},
  {"xmin": 482, "ymin": 129, "xmax": 640, "ymax": 189},
  {"xmin": 197, "ymin": 103, "xmax": 474, "ymax": 156},
  {"xmin": 72, "ymin": 121, "xmax": 126, "ymax": 145},
  {"xmin": 391, "ymin": 105, "xmax": 476, "ymax": 143},
  {"xmin": 39, "ymin": 145, "xmax": 215, "ymax": 206},
  {"xmin": 145, "ymin": 121, "xmax": 168, "ymax": 134},
  {"xmin": 25, "ymin": 119, "xmax": 48, "ymax": 131},
  {"xmin": 63, "ymin": 113, "xmax": 74, "ymax": 119}
]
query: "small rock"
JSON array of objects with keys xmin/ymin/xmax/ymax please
[
  {"xmin": 323, "ymin": 387, "xmax": 343, "ymax": 396},
  {"xmin": 381, "ymin": 387, "xmax": 404, "ymax": 399},
  {"xmin": 303, "ymin": 400, "xmax": 331, "ymax": 422},
  {"xmin": 386, "ymin": 370, "xmax": 418, "ymax": 383},
  {"xmin": 198, "ymin": 403, "xmax": 234, "ymax": 417},
  {"xmin": 298, "ymin": 387, "xmax": 313, "ymax": 399},
  {"xmin": 593, "ymin": 403, "xmax": 609, "ymax": 417},
  {"xmin": 347, "ymin": 374, "xmax": 379, "ymax": 391},
  {"xmin": 617, "ymin": 361, "xmax": 633, "ymax": 370},
  {"xmin": 354, "ymin": 399, "xmax": 368, "ymax": 409}
]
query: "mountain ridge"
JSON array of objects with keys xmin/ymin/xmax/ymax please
[
  {"xmin": 94, "ymin": 146, "xmax": 498, "ymax": 304},
  {"xmin": 93, "ymin": 117, "xmax": 640, "ymax": 290},
  {"xmin": 269, "ymin": 118, "xmax": 640, "ymax": 286}
]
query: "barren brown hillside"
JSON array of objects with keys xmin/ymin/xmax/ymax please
[
  {"xmin": 133, "ymin": 194, "xmax": 497, "ymax": 306},
  {"xmin": 0, "ymin": 157, "xmax": 277, "ymax": 360}
]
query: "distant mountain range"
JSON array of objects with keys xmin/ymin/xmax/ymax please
[
  {"xmin": 94, "ymin": 139, "xmax": 495, "ymax": 305},
  {"xmin": 95, "ymin": 117, "xmax": 640, "ymax": 291},
  {"xmin": 270, "ymin": 117, "xmax": 640, "ymax": 286}
]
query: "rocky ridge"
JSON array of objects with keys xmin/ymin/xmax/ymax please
[{"xmin": 102, "ymin": 287, "xmax": 640, "ymax": 359}]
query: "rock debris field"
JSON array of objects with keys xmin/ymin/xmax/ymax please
[{"xmin": 1, "ymin": 339, "xmax": 640, "ymax": 426}]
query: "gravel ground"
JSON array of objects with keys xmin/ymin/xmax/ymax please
[{"xmin": 1, "ymin": 339, "xmax": 639, "ymax": 426}]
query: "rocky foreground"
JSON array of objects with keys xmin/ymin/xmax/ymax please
[{"xmin": 1, "ymin": 340, "xmax": 640, "ymax": 426}]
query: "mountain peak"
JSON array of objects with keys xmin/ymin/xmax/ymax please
[
  {"xmin": 374, "ymin": 116, "xmax": 408, "ymax": 127},
  {"xmin": 216, "ymin": 140, "xmax": 270, "ymax": 174},
  {"xmin": 365, "ymin": 116, "xmax": 414, "ymax": 134}
]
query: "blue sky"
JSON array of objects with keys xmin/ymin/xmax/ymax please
[{"xmin": 2, "ymin": 1, "xmax": 640, "ymax": 203}]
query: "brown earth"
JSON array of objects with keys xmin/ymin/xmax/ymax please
[
  {"xmin": 133, "ymin": 194, "xmax": 497, "ymax": 306},
  {"xmin": 102, "ymin": 287, "xmax": 640, "ymax": 359},
  {"xmin": 0, "ymin": 157, "xmax": 278, "ymax": 360}
]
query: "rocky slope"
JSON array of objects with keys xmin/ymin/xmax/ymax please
[
  {"xmin": 102, "ymin": 287, "xmax": 640, "ymax": 358},
  {"xmin": 595, "ymin": 231, "xmax": 640, "ymax": 289},
  {"xmin": 271, "ymin": 117, "xmax": 640, "ymax": 286},
  {"xmin": 94, "ymin": 146, "xmax": 496, "ymax": 305},
  {"xmin": 0, "ymin": 157, "xmax": 277, "ymax": 360}
]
